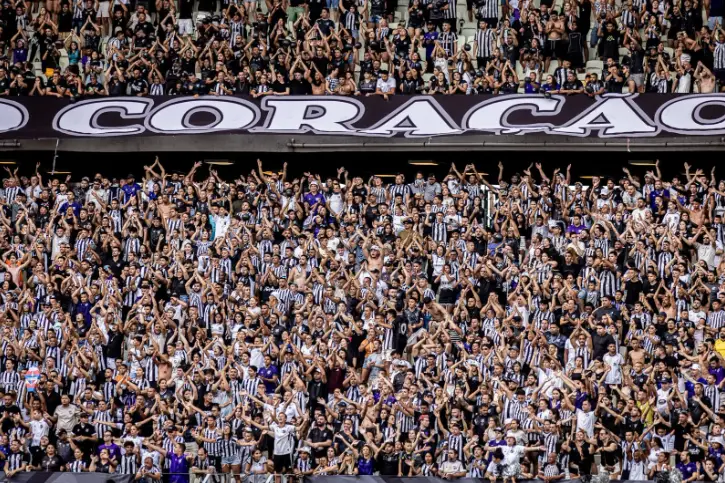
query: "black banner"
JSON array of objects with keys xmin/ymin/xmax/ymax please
[
  {"xmin": 0, "ymin": 473, "xmax": 134, "ymax": 483},
  {"xmin": 0, "ymin": 94, "xmax": 724, "ymax": 140}
]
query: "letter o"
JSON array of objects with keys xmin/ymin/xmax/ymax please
[
  {"xmin": 657, "ymin": 95, "xmax": 725, "ymax": 134},
  {"xmin": 0, "ymin": 100, "xmax": 28, "ymax": 133},
  {"xmin": 146, "ymin": 98, "xmax": 259, "ymax": 133}
]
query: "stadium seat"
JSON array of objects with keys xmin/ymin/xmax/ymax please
[
  {"xmin": 461, "ymin": 27, "xmax": 476, "ymax": 39},
  {"xmin": 58, "ymin": 48, "xmax": 69, "ymax": 72},
  {"xmin": 586, "ymin": 60, "xmax": 603, "ymax": 72},
  {"xmin": 515, "ymin": 62, "xmax": 525, "ymax": 80},
  {"xmin": 546, "ymin": 59, "xmax": 559, "ymax": 75}
]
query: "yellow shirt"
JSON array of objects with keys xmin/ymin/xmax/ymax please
[
  {"xmin": 715, "ymin": 338, "xmax": 725, "ymax": 359},
  {"xmin": 637, "ymin": 401, "xmax": 654, "ymax": 426}
]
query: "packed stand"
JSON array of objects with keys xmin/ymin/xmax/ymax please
[
  {"xmin": 2, "ymin": 159, "xmax": 725, "ymax": 481},
  {"xmin": 0, "ymin": 0, "xmax": 724, "ymax": 96}
]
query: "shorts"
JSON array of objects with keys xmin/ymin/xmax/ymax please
[
  {"xmin": 544, "ymin": 38, "xmax": 565, "ymax": 58},
  {"xmin": 369, "ymin": 14, "xmax": 382, "ymax": 24},
  {"xmin": 221, "ymin": 455, "xmax": 241, "ymax": 466},
  {"xmin": 439, "ymin": 288, "xmax": 457, "ymax": 304},
  {"xmin": 272, "ymin": 454, "xmax": 292, "ymax": 473},
  {"xmin": 629, "ymin": 73, "xmax": 644, "ymax": 87},
  {"xmin": 599, "ymin": 463, "xmax": 620, "ymax": 475},
  {"xmin": 178, "ymin": 18, "xmax": 193, "ymax": 35},
  {"xmin": 97, "ymin": 1, "xmax": 109, "ymax": 17}
]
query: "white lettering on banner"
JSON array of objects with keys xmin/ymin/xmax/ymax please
[
  {"xmin": 145, "ymin": 98, "xmax": 260, "ymax": 133},
  {"xmin": 359, "ymin": 98, "xmax": 461, "ymax": 137},
  {"xmin": 0, "ymin": 100, "xmax": 28, "ymax": 133},
  {"xmin": 256, "ymin": 97, "xmax": 362, "ymax": 134},
  {"xmin": 552, "ymin": 94, "xmax": 658, "ymax": 137},
  {"xmin": 656, "ymin": 95, "xmax": 725, "ymax": 135},
  {"xmin": 53, "ymin": 98, "xmax": 152, "ymax": 136},
  {"xmin": 462, "ymin": 96, "xmax": 563, "ymax": 134},
  {"xmin": 38, "ymin": 94, "xmax": 725, "ymax": 138}
]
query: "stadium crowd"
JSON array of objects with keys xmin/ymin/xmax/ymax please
[
  {"xmin": 1, "ymin": 159, "xmax": 725, "ymax": 482},
  {"xmin": 0, "ymin": 0, "xmax": 724, "ymax": 97}
]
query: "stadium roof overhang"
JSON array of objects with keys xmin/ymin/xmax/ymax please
[{"xmin": 1, "ymin": 134, "xmax": 724, "ymax": 153}]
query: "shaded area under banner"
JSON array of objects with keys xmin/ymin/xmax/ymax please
[{"xmin": 303, "ymin": 478, "xmax": 664, "ymax": 483}]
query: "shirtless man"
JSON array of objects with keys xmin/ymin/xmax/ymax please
[
  {"xmin": 306, "ymin": 66, "xmax": 327, "ymax": 95},
  {"xmin": 363, "ymin": 243, "xmax": 384, "ymax": 273},
  {"xmin": 627, "ymin": 339, "xmax": 646, "ymax": 366},
  {"xmin": 0, "ymin": 252, "xmax": 32, "ymax": 287},
  {"xmin": 695, "ymin": 61, "xmax": 717, "ymax": 93},
  {"xmin": 544, "ymin": 11, "xmax": 566, "ymax": 73},
  {"xmin": 289, "ymin": 254, "xmax": 309, "ymax": 291},
  {"xmin": 148, "ymin": 193, "xmax": 172, "ymax": 221}
]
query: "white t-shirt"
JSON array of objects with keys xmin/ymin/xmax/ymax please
[
  {"xmin": 501, "ymin": 445, "xmax": 524, "ymax": 465},
  {"xmin": 576, "ymin": 409, "xmax": 596, "ymax": 437},
  {"xmin": 603, "ymin": 353, "xmax": 624, "ymax": 384},
  {"xmin": 328, "ymin": 192, "xmax": 343, "ymax": 215},
  {"xmin": 629, "ymin": 460, "xmax": 647, "ymax": 480},
  {"xmin": 30, "ymin": 419, "xmax": 50, "ymax": 446},
  {"xmin": 676, "ymin": 72, "xmax": 692, "ymax": 93},
  {"xmin": 270, "ymin": 423, "xmax": 296, "ymax": 455},
  {"xmin": 696, "ymin": 242, "xmax": 717, "ymax": 269},
  {"xmin": 376, "ymin": 77, "xmax": 396, "ymax": 94}
]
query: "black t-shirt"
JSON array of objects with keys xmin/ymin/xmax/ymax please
[
  {"xmin": 600, "ymin": 29, "xmax": 620, "ymax": 59},
  {"xmin": 178, "ymin": 0, "xmax": 193, "ymax": 18},
  {"xmin": 130, "ymin": 78, "xmax": 148, "ymax": 94},
  {"xmin": 72, "ymin": 422, "xmax": 97, "ymax": 454},
  {"xmin": 316, "ymin": 18, "xmax": 335, "ymax": 36},
  {"xmin": 377, "ymin": 451, "xmax": 400, "ymax": 475},
  {"xmin": 500, "ymin": 81, "xmax": 518, "ymax": 93},
  {"xmin": 108, "ymin": 78, "xmax": 127, "ymax": 96},
  {"xmin": 308, "ymin": 426, "xmax": 333, "ymax": 457},
  {"xmin": 591, "ymin": 333, "xmax": 615, "ymax": 359},
  {"xmin": 307, "ymin": 0, "xmax": 323, "ymax": 18},
  {"xmin": 82, "ymin": 7, "xmax": 96, "ymax": 22},
  {"xmin": 370, "ymin": 0, "xmax": 385, "ymax": 15},
  {"xmin": 271, "ymin": 80, "xmax": 288, "ymax": 93},
  {"xmin": 606, "ymin": 75, "xmax": 624, "ymax": 93},
  {"xmin": 629, "ymin": 47, "xmax": 645, "ymax": 73},
  {"xmin": 687, "ymin": 395, "xmax": 711, "ymax": 425},
  {"xmin": 40, "ymin": 454, "xmax": 64, "ymax": 472},
  {"xmin": 289, "ymin": 78, "xmax": 311, "ymax": 95},
  {"xmin": 0, "ymin": 404, "xmax": 20, "ymax": 432},
  {"xmin": 563, "ymin": 79, "xmax": 583, "ymax": 91},
  {"xmin": 59, "ymin": 10, "xmax": 73, "ymax": 31}
]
